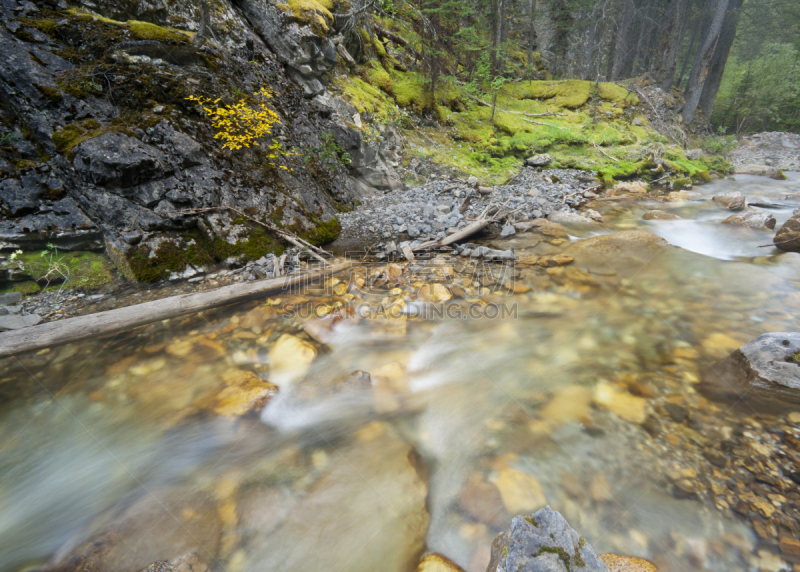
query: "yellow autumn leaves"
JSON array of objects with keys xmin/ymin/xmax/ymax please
[{"xmin": 186, "ymin": 88, "xmax": 293, "ymax": 169}]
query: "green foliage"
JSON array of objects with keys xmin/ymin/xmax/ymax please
[
  {"xmin": 699, "ymin": 134, "xmax": 737, "ymax": 154},
  {"xmin": 713, "ymin": 42, "xmax": 800, "ymax": 133},
  {"xmin": 11, "ymin": 249, "xmax": 115, "ymax": 292},
  {"xmin": 302, "ymin": 131, "xmax": 351, "ymax": 171}
]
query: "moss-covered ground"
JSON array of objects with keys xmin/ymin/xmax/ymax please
[
  {"xmin": 1, "ymin": 250, "xmax": 115, "ymax": 295},
  {"xmin": 334, "ymin": 64, "xmax": 726, "ymax": 185}
]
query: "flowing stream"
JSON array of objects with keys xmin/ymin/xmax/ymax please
[{"xmin": 2, "ymin": 173, "xmax": 800, "ymax": 572}]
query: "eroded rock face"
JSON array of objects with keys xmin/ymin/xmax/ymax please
[
  {"xmin": 700, "ymin": 332, "xmax": 800, "ymax": 411},
  {"xmin": 486, "ymin": 506, "xmax": 609, "ymax": 572},
  {"xmin": 774, "ymin": 213, "xmax": 800, "ymax": 252},
  {"xmin": 0, "ymin": 0, "xmax": 400, "ymax": 279}
]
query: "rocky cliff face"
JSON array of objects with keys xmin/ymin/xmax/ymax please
[{"xmin": 0, "ymin": 0, "xmax": 401, "ymax": 281}]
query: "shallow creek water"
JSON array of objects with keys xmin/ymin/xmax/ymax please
[{"xmin": 2, "ymin": 174, "xmax": 800, "ymax": 572}]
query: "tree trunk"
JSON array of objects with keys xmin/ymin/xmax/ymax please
[
  {"xmin": 526, "ymin": 0, "xmax": 536, "ymax": 77},
  {"xmin": 676, "ymin": 13, "xmax": 699, "ymax": 88},
  {"xmin": 583, "ymin": 2, "xmax": 603, "ymax": 79},
  {"xmin": 683, "ymin": 0, "xmax": 730, "ymax": 125},
  {"xmin": 698, "ymin": 0, "xmax": 744, "ymax": 121},
  {"xmin": 611, "ymin": 0, "xmax": 637, "ymax": 80},
  {"xmin": 653, "ymin": 0, "xmax": 688, "ymax": 90}
]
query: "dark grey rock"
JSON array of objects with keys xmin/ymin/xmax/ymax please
[
  {"xmin": 701, "ymin": 332, "xmax": 800, "ymax": 411},
  {"xmin": 486, "ymin": 506, "xmax": 608, "ymax": 572},
  {"xmin": 72, "ymin": 132, "xmax": 168, "ymax": 187},
  {"xmin": 0, "ymin": 292, "xmax": 22, "ymax": 305},
  {"xmin": 0, "ymin": 313, "xmax": 42, "ymax": 331},
  {"xmin": 500, "ymin": 224, "xmax": 516, "ymax": 237}
]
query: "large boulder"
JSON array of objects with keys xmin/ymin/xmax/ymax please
[
  {"xmin": 700, "ymin": 332, "xmax": 800, "ymax": 411},
  {"xmin": 712, "ymin": 191, "xmax": 746, "ymax": 211},
  {"xmin": 721, "ymin": 210, "xmax": 776, "ymax": 230},
  {"xmin": 72, "ymin": 133, "xmax": 168, "ymax": 187},
  {"xmin": 565, "ymin": 230, "xmax": 669, "ymax": 266},
  {"xmin": 774, "ymin": 213, "xmax": 800, "ymax": 252}
]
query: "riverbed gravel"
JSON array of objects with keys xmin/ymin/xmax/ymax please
[{"xmin": 338, "ymin": 167, "xmax": 602, "ymax": 246}]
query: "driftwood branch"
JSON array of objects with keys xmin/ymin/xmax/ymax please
[
  {"xmin": 593, "ymin": 142, "xmax": 620, "ymax": 164},
  {"xmin": 163, "ymin": 206, "xmax": 331, "ymax": 264},
  {"xmin": 0, "ymin": 262, "xmax": 352, "ymax": 359}
]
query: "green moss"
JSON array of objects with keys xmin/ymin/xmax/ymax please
[
  {"xmin": 334, "ymin": 76, "xmax": 397, "ymax": 122},
  {"xmin": 301, "ymin": 217, "xmax": 341, "ymax": 245},
  {"xmin": 790, "ymin": 350, "xmax": 800, "ymax": 364},
  {"xmin": 51, "ymin": 123, "xmax": 133, "ymax": 159},
  {"xmin": 66, "ymin": 7, "xmax": 122, "ymax": 25},
  {"xmin": 776, "ymin": 169, "xmax": 787, "ymax": 181},
  {"xmin": 374, "ymin": 36, "xmax": 387, "ymax": 58},
  {"xmin": 127, "ymin": 20, "xmax": 192, "ymax": 43},
  {"xmin": 366, "ymin": 61, "xmax": 393, "ymax": 93},
  {"xmin": 0, "ymin": 280, "xmax": 40, "ymax": 296},
  {"xmin": 13, "ymin": 250, "xmax": 114, "ymax": 291},
  {"xmin": 126, "ymin": 225, "xmax": 286, "ymax": 282},
  {"xmin": 51, "ymin": 124, "xmax": 85, "ymax": 152},
  {"xmin": 672, "ymin": 177, "xmax": 692, "ymax": 190},
  {"xmin": 34, "ymin": 83, "xmax": 63, "ymax": 103},
  {"xmin": 16, "ymin": 17, "xmax": 58, "ymax": 37},
  {"xmin": 597, "ymin": 82, "xmax": 638, "ymax": 104},
  {"xmin": 693, "ymin": 170, "xmax": 712, "ymax": 184},
  {"xmin": 391, "ymin": 71, "xmax": 433, "ymax": 112},
  {"xmin": 284, "ymin": 0, "xmax": 333, "ymax": 34},
  {"xmin": 537, "ymin": 546, "xmax": 571, "ymax": 572},
  {"xmin": 523, "ymin": 516, "xmax": 538, "ymax": 526}
]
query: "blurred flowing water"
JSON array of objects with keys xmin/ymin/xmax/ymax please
[{"xmin": 1, "ymin": 173, "xmax": 800, "ymax": 572}]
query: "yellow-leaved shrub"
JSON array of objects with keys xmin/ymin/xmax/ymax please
[{"xmin": 187, "ymin": 88, "xmax": 293, "ymax": 169}]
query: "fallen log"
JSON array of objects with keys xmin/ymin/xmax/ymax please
[
  {"xmin": 413, "ymin": 219, "xmax": 491, "ymax": 251},
  {"xmin": 0, "ymin": 262, "xmax": 351, "ymax": 359}
]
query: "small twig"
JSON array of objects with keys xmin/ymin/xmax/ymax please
[{"xmin": 126, "ymin": 211, "xmax": 141, "ymax": 232}]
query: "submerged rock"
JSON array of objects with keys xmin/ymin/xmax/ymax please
[
  {"xmin": 774, "ymin": 213, "xmax": 800, "ymax": 252},
  {"xmin": 244, "ymin": 427, "xmax": 429, "ymax": 572},
  {"xmin": 712, "ymin": 191, "xmax": 746, "ymax": 211},
  {"xmin": 721, "ymin": 210, "xmax": 776, "ymax": 230},
  {"xmin": 548, "ymin": 211, "xmax": 603, "ymax": 229},
  {"xmin": 642, "ymin": 211, "xmax": 681, "ymax": 221},
  {"xmin": 486, "ymin": 506, "xmax": 609, "ymax": 572},
  {"xmin": 565, "ymin": 231, "xmax": 669, "ymax": 265},
  {"xmin": 418, "ymin": 553, "xmax": 465, "ymax": 572},
  {"xmin": 700, "ymin": 332, "xmax": 800, "ymax": 411}
]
